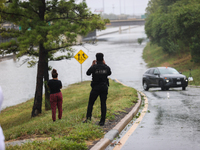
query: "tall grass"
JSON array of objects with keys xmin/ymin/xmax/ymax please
[
  {"xmin": 0, "ymin": 80, "xmax": 138, "ymax": 149},
  {"xmin": 143, "ymin": 42, "xmax": 200, "ymax": 85}
]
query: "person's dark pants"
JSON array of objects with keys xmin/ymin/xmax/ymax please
[
  {"xmin": 86, "ymin": 84, "xmax": 108, "ymax": 123},
  {"xmin": 50, "ymin": 92, "xmax": 63, "ymax": 121}
]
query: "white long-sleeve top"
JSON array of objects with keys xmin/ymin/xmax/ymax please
[{"xmin": 0, "ymin": 86, "xmax": 5, "ymax": 150}]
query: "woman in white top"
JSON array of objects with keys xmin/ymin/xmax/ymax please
[{"xmin": 0, "ymin": 86, "xmax": 5, "ymax": 150}]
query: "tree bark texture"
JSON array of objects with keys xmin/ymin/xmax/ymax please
[
  {"xmin": 44, "ymin": 57, "xmax": 51, "ymax": 110},
  {"xmin": 31, "ymin": 43, "xmax": 46, "ymax": 117},
  {"xmin": 31, "ymin": 0, "xmax": 46, "ymax": 117}
]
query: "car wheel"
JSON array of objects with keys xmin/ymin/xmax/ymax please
[
  {"xmin": 166, "ymin": 87, "xmax": 169, "ymax": 90},
  {"xmin": 182, "ymin": 87, "xmax": 186, "ymax": 90},
  {"xmin": 159, "ymin": 80, "xmax": 165, "ymax": 91},
  {"xmin": 143, "ymin": 81, "xmax": 149, "ymax": 91}
]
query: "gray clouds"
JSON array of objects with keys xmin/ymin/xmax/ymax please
[{"xmin": 84, "ymin": 0, "xmax": 150, "ymax": 15}]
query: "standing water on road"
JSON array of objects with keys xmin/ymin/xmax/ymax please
[{"xmin": 0, "ymin": 25, "xmax": 147, "ymax": 110}]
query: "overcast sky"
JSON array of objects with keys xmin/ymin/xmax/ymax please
[{"xmin": 82, "ymin": 0, "xmax": 150, "ymax": 15}]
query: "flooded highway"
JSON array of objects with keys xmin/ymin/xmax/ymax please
[
  {"xmin": 1, "ymin": 25, "xmax": 200, "ymax": 150},
  {"xmin": 0, "ymin": 25, "xmax": 147, "ymax": 109}
]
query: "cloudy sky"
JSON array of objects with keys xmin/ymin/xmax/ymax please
[{"xmin": 82, "ymin": 0, "xmax": 150, "ymax": 15}]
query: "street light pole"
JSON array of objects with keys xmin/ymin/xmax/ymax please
[
  {"xmin": 124, "ymin": 0, "xmax": 126, "ymax": 14},
  {"xmin": 103, "ymin": 0, "xmax": 105, "ymax": 13},
  {"xmin": 119, "ymin": 0, "xmax": 121, "ymax": 15},
  {"xmin": 119, "ymin": 0, "xmax": 121, "ymax": 20}
]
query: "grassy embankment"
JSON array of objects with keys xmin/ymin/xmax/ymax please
[
  {"xmin": 143, "ymin": 42, "xmax": 200, "ymax": 86},
  {"xmin": 0, "ymin": 80, "xmax": 138, "ymax": 150}
]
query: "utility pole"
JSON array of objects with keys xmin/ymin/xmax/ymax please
[
  {"xmin": 133, "ymin": 0, "xmax": 135, "ymax": 16},
  {"xmin": 119, "ymin": 0, "xmax": 121, "ymax": 15},
  {"xmin": 103, "ymin": 0, "xmax": 105, "ymax": 13},
  {"xmin": 119, "ymin": 0, "xmax": 121, "ymax": 20},
  {"xmin": 124, "ymin": 0, "xmax": 126, "ymax": 14}
]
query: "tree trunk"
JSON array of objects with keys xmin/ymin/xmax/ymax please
[
  {"xmin": 44, "ymin": 57, "xmax": 51, "ymax": 110},
  {"xmin": 31, "ymin": 0, "xmax": 46, "ymax": 117},
  {"xmin": 31, "ymin": 43, "xmax": 46, "ymax": 117}
]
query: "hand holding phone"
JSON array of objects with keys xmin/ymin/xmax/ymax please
[{"xmin": 92, "ymin": 60, "xmax": 96, "ymax": 66}]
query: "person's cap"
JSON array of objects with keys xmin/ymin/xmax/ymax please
[{"xmin": 96, "ymin": 53, "xmax": 104, "ymax": 61}]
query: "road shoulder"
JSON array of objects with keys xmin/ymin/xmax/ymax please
[{"xmin": 90, "ymin": 79, "xmax": 147, "ymax": 150}]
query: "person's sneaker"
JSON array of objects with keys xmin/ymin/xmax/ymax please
[
  {"xmin": 82, "ymin": 118, "xmax": 91, "ymax": 123},
  {"xmin": 99, "ymin": 122, "xmax": 104, "ymax": 126},
  {"xmin": 82, "ymin": 119, "xmax": 88, "ymax": 123}
]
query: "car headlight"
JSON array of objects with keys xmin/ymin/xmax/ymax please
[
  {"xmin": 184, "ymin": 77, "xmax": 188, "ymax": 82},
  {"xmin": 164, "ymin": 77, "xmax": 170, "ymax": 82}
]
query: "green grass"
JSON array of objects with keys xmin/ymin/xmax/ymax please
[
  {"xmin": 143, "ymin": 42, "xmax": 200, "ymax": 85},
  {"xmin": 0, "ymin": 79, "xmax": 138, "ymax": 150}
]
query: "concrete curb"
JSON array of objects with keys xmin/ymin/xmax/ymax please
[
  {"xmin": 188, "ymin": 85, "xmax": 200, "ymax": 88},
  {"xmin": 90, "ymin": 90, "xmax": 142, "ymax": 150}
]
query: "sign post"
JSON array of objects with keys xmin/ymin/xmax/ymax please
[{"xmin": 74, "ymin": 50, "xmax": 88, "ymax": 82}]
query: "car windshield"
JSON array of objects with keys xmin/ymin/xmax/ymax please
[{"xmin": 158, "ymin": 68, "xmax": 179, "ymax": 74}]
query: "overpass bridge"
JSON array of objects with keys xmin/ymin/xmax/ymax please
[
  {"xmin": 106, "ymin": 19, "xmax": 145, "ymax": 27},
  {"xmin": 0, "ymin": 20, "xmax": 145, "ymax": 47},
  {"xmin": 83, "ymin": 19, "xmax": 145, "ymax": 41}
]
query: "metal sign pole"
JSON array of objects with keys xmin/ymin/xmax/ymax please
[
  {"xmin": 81, "ymin": 64, "xmax": 82, "ymax": 82},
  {"xmin": 74, "ymin": 50, "xmax": 88, "ymax": 82}
]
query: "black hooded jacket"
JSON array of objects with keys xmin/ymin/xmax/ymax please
[{"xmin": 86, "ymin": 62, "xmax": 111, "ymax": 87}]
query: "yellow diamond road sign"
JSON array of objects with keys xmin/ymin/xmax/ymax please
[{"xmin": 74, "ymin": 50, "xmax": 88, "ymax": 64}]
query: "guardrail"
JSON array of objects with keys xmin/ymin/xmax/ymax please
[{"xmin": 107, "ymin": 19, "xmax": 145, "ymax": 27}]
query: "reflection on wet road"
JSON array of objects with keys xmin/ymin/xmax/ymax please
[{"xmin": 119, "ymin": 87, "xmax": 200, "ymax": 150}]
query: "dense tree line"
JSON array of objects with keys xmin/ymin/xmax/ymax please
[{"xmin": 145, "ymin": 0, "xmax": 200, "ymax": 63}]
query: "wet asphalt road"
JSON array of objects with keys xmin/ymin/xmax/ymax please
[
  {"xmin": 97, "ymin": 26, "xmax": 200, "ymax": 150},
  {"xmin": 119, "ymin": 87, "xmax": 200, "ymax": 150}
]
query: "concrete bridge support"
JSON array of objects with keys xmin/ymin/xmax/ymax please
[{"xmin": 119, "ymin": 26, "xmax": 121, "ymax": 34}]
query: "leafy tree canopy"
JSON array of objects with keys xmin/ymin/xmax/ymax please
[
  {"xmin": 0, "ymin": 0, "xmax": 110, "ymax": 116},
  {"xmin": 145, "ymin": 0, "xmax": 200, "ymax": 62},
  {"xmin": 0, "ymin": 0, "xmax": 109, "ymax": 58}
]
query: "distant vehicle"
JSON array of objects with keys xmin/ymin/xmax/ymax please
[{"xmin": 142, "ymin": 67, "xmax": 188, "ymax": 91}]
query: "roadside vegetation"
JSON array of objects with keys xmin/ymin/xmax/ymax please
[
  {"xmin": 145, "ymin": 0, "xmax": 200, "ymax": 77},
  {"xmin": 0, "ymin": 80, "xmax": 138, "ymax": 150},
  {"xmin": 143, "ymin": 42, "xmax": 200, "ymax": 86},
  {"xmin": 143, "ymin": 0, "xmax": 200, "ymax": 86}
]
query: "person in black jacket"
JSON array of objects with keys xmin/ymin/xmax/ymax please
[{"xmin": 83, "ymin": 53, "xmax": 111, "ymax": 126}]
